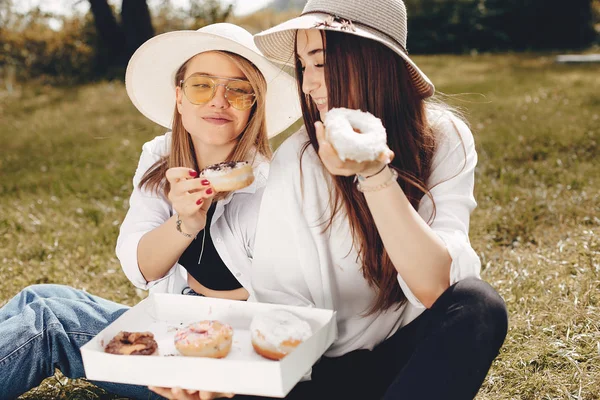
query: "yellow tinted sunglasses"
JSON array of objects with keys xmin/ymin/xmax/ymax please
[{"xmin": 180, "ymin": 74, "xmax": 257, "ymax": 111}]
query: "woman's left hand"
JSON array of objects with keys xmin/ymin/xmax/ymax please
[
  {"xmin": 315, "ymin": 121, "xmax": 394, "ymax": 177},
  {"xmin": 149, "ymin": 386, "xmax": 234, "ymax": 400}
]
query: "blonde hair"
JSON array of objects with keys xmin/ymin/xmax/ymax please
[{"xmin": 139, "ymin": 51, "xmax": 270, "ymax": 201}]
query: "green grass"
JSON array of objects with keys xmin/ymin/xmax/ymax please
[{"xmin": 1, "ymin": 52, "xmax": 599, "ymax": 399}]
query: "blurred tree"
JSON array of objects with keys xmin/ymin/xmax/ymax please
[
  {"xmin": 481, "ymin": 0, "xmax": 596, "ymax": 50},
  {"xmin": 405, "ymin": 0, "xmax": 597, "ymax": 53},
  {"xmin": 232, "ymin": 9, "xmax": 302, "ymax": 34},
  {"xmin": 188, "ymin": 0, "xmax": 233, "ymax": 29},
  {"xmin": 87, "ymin": 0, "xmax": 235, "ymax": 75},
  {"xmin": 0, "ymin": 0, "xmax": 12, "ymax": 31},
  {"xmin": 88, "ymin": 0, "xmax": 153, "ymax": 75},
  {"xmin": 269, "ymin": 0, "xmax": 306, "ymax": 12}
]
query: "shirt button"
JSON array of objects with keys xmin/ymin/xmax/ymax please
[
  {"xmin": 235, "ymin": 272, "xmax": 241, "ymax": 278},
  {"xmin": 216, "ymin": 237, "xmax": 223, "ymax": 243}
]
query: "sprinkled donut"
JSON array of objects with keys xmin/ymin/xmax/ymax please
[
  {"xmin": 174, "ymin": 320, "xmax": 233, "ymax": 358},
  {"xmin": 250, "ymin": 310, "xmax": 312, "ymax": 361},
  {"xmin": 200, "ymin": 161, "xmax": 254, "ymax": 192},
  {"xmin": 324, "ymin": 107, "xmax": 389, "ymax": 162}
]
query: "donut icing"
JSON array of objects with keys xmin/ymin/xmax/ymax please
[
  {"xmin": 250, "ymin": 310, "xmax": 312, "ymax": 359},
  {"xmin": 174, "ymin": 320, "xmax": 233, "ymax": 358},
  {"xmin": 324, "ymin": 108, "xmax": 388, "ymax": 162},
  {"xmin": 201, "ymin": 161, "xmax": 249, "ymax": 177},
  {"xmin": 200, "ymin": 161, "xmax": 254, "ymax": 192}
]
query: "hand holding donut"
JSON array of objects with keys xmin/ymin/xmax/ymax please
[
  {"xmin": 315, "ymin": 121, "xmax": 394, "ymax": 178},
  {"xmin": 166, "ymin": 167, "xmax": 215, "ymax": 236},
  {"xmin": 149, "ymin": 386, "xmax": 233, "ymax": 400}
]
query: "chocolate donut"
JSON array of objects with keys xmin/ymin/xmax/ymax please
[{"xmin": 104, "ymin": 331, "xmax": 158, "ymax": 356}]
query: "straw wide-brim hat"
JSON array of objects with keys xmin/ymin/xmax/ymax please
[
  {"xmin": 254, "ymin": 0, "xmax": 435, "ymax": 98},
  {"xmin": 126, "ymin": 23, "xmax": 302, "ymax": 138}
]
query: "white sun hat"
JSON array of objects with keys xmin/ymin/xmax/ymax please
[
  {"xmin": 254, "ymin": 0, "xmax": 435, "ymax": 98},
  {"xmin": 126, "ymin": 23, "xmax": 302, "ymax": 138}
]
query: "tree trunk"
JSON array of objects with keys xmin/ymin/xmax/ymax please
[
  {"xmin": 121, "ymin": 0, "xmax": 155, "ymax": 62},
  {"xmin": 88, "ymin": 0, "xmax": 126, "ymax": 69},
  {"xmin": 88, "ymin": 0, "xmax": 154, "ymax": 75}
]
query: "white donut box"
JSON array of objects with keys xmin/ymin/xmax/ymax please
[{"xmin": 80, "ymin": 293, "xmax": 337, "ymax": 397}]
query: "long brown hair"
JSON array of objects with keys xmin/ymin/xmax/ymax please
[
  {"xmin": 139, "ymin": 50, "xmax": 271, "ymax": 199},
  {"xmin": 295, "ymin": 30, "xmax": 438, "ymax": 314}
]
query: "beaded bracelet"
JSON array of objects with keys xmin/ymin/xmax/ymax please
[{"xmin": 356, "ymin": 168, "xmax": 399, "ymax": 193}]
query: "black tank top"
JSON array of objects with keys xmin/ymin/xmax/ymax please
[{"xmin": 178, "ymin": 203, "xmax": 242, "ymax": 291}]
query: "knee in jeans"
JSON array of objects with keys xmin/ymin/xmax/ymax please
[{"xmin": 18, "ymin": 284, "xmax": 69, "ymax": 302}]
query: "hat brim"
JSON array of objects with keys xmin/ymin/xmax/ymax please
[
  {"xmin": 126, "ymin": 30, "xmax": 302, "ymax": 138},
  {"xmin": 254, "ymin": 13, "xmax": 435, "ymax": 98}
]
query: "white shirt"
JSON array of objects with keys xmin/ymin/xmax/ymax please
[
  {"xmin": 116, "ymin": 132, "xmax": 268, "ymax": 298},
  {"xmin": 251, "ymin": 109, "xmax": 481, "ymax": 357}
]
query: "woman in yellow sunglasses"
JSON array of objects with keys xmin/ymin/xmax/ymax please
[
  {"xmin": 0, "ymin": 23, "xmax": 300, "ymax": 400},
  {"xmin": 121, "ymin": 22, "xmax": 298, "ymax": 303}
]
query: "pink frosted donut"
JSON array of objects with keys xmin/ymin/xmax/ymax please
[
  {"xmin": 174, "ymin": 320, "xmax": 233, "ymax": 358},
  {"xmin": 250, "ymin": 310, "xmax": 312, "ymax": 360},
  {"xmin": 324, "ymin": 107, "xmax": 389, "ymax": 162}
]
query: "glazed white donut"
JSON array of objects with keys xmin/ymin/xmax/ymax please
[
  {"xmin": 250, "ymin": 310, "xmax": 312, "ymax": 360},
  {"xmin": 324, "ymin": 107, "xmax": 389, "ymax": 162},
  {"xmin": 174, "ymin": 320, "xmax": 233, "ymax": 358},
  {"xmin": 200, "ymin": 161, "xmax": 254, "ymax": 192}
]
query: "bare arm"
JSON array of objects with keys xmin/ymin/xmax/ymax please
[
  {"xmin": 360, "ymin": 167, "xmax": 451, "ymax": 307},
  {"xmin": 136, "ymin": 215, "xmax": 196, "ymax": 282},
  {"xmin": 137, "ymin": 167, "xmax": 215, "ymax": 282},
  {"xmin": 315, "ymin": 121, "xmax": 455, "ymax": 307}
]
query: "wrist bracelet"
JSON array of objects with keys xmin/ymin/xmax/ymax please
[
  {"xmin": 356, "ymin": 164, "xmax": 388, "ymax": 182},
  {"xmin": 176, "ymin": 215, "xmax": 197, "ymax": 239},
  {"xmin": 356, "ymin": 168, "xmax": 399, "ymax": 193}
]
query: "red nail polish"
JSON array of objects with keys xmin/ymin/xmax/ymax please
[
  {"xmin": 201, "ymin": 179, "xmax": 210, "ymax": 185},
  {"xmin": 189, "ymin": 170, "xmax": 198, "ymax": 177},
  {"xmin": 196, "ymin": 198, "xmax": 203, "ymax": 205},
  {"xmin": 206, "ymin": 188, "xmax": 213, "ymax": 195}
]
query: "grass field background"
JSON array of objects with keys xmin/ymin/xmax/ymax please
[{"xmin": 1, "ymin": 52, "xmax": 599, "ymax": 399}]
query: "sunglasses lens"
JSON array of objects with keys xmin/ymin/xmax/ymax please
[
  {"xmin": 184, "ymin": 76, "xmax": 214, "ymax": 104},
  {"xmin": 226, "ymin": 80, "xmax": 255, "ymax": 110},
  {"xmin": 183, "ymin": 75, "xmax": 256, "ymax": 110}
]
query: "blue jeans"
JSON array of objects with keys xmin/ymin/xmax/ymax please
[{"xmin": 0, "ymin": 284, "xmax": 163, "ymax": 400}]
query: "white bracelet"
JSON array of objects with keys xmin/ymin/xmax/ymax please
[{"xmin": 356, "ymin": 168, "xmax": 399, "ymax": 193}]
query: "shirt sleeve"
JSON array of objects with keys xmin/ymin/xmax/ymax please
[
  {"xmin": 115, "ymin": 136, "xmax": 178, "ymax": 290},
  {"xmin": 396, "ymin": 112, "xmax": 482, "ymax": 308}
]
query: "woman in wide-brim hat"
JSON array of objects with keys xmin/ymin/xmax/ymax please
[
  {"xmin": 120, "ymin": 22, "xmax": 300, "ymax": 305},
  {"xmin": 0, "ymin": 23, "xmax": 300, "ymax": 400},
  {"xmin": 247, "ymin": 0, "xmax": 509, "ymax": 399}
]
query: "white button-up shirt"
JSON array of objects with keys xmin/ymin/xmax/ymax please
[
  {"xmin": 116, "ymin": 132, "xmax": 268, "ymax": 297},
  {"xmin": 251, "ymin": 109, "xmax": 481, "ymax": 357}
]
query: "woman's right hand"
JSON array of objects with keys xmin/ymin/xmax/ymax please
[{"xmin": 166, "ymin": 167, "xmax": 215, "ymax": 236}]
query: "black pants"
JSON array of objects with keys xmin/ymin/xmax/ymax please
[{"xmin": 239, "ymin": 277, "xmax": 508, "ymax": 400}]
